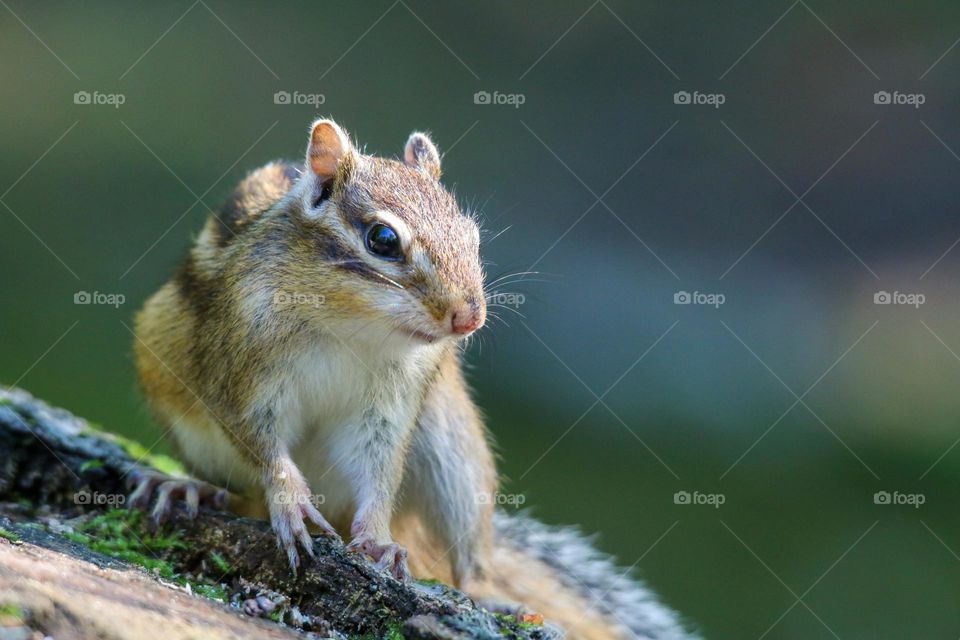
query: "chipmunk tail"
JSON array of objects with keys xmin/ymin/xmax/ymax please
[{"xmin": 465, "ymin": 512, "xmax": 698, "ymax": 640}]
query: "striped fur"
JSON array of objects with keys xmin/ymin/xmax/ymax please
[{"xmin": 133, "ymin": 121, "xmax": 692, "ymax": 639}]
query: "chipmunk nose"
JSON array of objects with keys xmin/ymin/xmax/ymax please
[{"xmin": 450, "ymin": 299, "xmax": 485, "ymax": 335}]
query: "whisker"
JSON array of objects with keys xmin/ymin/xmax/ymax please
[
  {"xmin": 486, "ymin": 278, "xmax": 552, "ymax": 290},
  {"xmin": 486, "ymin": 271, "xmax": 542, "ymax": 288},
  {"xmin": 484, "ymin": 225, "xmax": 512, "ymax": 245},
  {"xmin": 487, "ymin": 304, "xmax": 526, "ymax": 319}
]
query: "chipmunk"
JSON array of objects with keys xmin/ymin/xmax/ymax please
[{"xmin": 131, "ymin": 118, "xmax": 694, "ymax": 640}]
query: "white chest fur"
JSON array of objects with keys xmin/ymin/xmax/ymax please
[{"xmin": 277, "ymin": 337, "xmax": 440, "ymax": 523}]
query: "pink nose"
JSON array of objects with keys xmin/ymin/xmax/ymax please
[{"xmin": 451, "ymin": 302, "xmax": 484, "ymax": 335}]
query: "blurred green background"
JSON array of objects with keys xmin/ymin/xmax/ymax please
[{"xmin": 4, "ymin": 2, "xmax": 960, "ymax": 637}]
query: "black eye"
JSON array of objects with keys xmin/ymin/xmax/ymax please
[{"xmin": 366, "ymin": 223, "xmax": 403, "ymax": 260}]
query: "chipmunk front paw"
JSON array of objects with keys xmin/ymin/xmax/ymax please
[
  {"xmin": 347, "ymin": 532, "xmax": 411, "ymax": 581},
  {"xmin": 266, "ymin": 481, "xmax": 339, "ymax": 571},
  {"xmin": 126, "ymin": 467, "xmax": 228, "ymax": 524}
]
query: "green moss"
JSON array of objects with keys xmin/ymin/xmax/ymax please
[
  {"xmin": 0, "ymin": 528, "xmax": 20, "ymax": 542},
  {"xmin": 110, "ymin": 434, "xmax": 187, "ymax": 476},
  {"xmin": 381, "ymin": 621, "xmax": 404, "ymax": 640},
  {"xmin": 0, "ymin": 603, "xmax": 24, "ymax": 620},
  {"xmin": 78, "ymin": 424, "xmax": 186, "ymax": 477},
  {"xmin": 267, "ymin": 610, "xmax": 283, "ymax": 623},
  {"xmin": 65, "ymin": 509, "xmax": 183, "ymax": 579},
  {"xmin": 82, "ymin": 509, "xmax": 185, "ymax": 550},
  {"xmin": 62, "ymin": 510, "xmax": 231, "ymax": 602},
  {"xmin": 414, "ymin": 577, "xmax": 443, "ymax": 586},
  {"xmin": 349, "ymin": 621, "xmax": 406, "ymax": 640},
  {"xmin": 63, "ymin": 531, "xmax": 90, "ymax": 545},
  {"xmin": 209, "ymin": 551, "xmax": 231, "ymax": 574},
  {"xmin": 192, "ymin": 583, "xmax": 228, "ymax": 602},
  {"xmin": 79, "ymin": 423, "xmax": 104, "ymax": 437},
  {"xmin": 489, "ymin": 612, "xmax": 543, "ymax": 638},
  {"xmin": 79, "ymin": 459, "xmax": 105, "ymax": 472}
]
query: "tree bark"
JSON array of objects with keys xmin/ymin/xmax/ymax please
[{"xmin": 0, "ymin": 387, "xmax": 549, "ymax": 640}]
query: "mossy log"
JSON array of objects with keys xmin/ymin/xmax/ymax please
[{"xmin": 0, "ymin": 387, "xmax": 550, "ymax": 640}]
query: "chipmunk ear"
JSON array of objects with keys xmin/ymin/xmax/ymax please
[
  {"xmin": 404, "ymin": 132, "xmax": 441, "ymax": 180},
  {"xmin": 307, "ymin": 118, "xmax": 353, "ymax": 181}
]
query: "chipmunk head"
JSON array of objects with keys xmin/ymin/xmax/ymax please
[{"xmin": 286, "ymin": 118, "xmax": 485, "ymax": 345}]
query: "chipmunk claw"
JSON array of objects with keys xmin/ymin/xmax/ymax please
[
  {"xmin": 302, "ymin": 499, "xmax": 339, "ymax": 541},
  {"xmin": 347, "ymin": 533, "xmax": 411, "ymax": 581},
  {"xmin": 377, "ymin": 544, "xmax": 410, "ymax": 581},
  {"xmin": 126, "ymin": 468, "xmax": 228, "ymax": 523},
  {"xmin": 269, "ymin": 494, "xmax": 333, "ymax": 572}
]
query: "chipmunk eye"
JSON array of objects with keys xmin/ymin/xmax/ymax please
[{"xmin": 366, "ymin": 223, "xmax": 403, "ymax": 260}]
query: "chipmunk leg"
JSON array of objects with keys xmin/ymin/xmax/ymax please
[
  {"xmin": 398, "ymin": 357, "xmax": 496, "ymax": 587},
  {"xmin": 337, "ymin": 417, "xmax": 413, "ymax": 581},
  {"xmin": 262, "ymin": 452, "xmax": 340, "ymax": 571}
]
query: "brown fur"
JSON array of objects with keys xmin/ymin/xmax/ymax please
[{"xmin": 134, "ymin": 122, "xmax": 634, "ymax": 640}]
